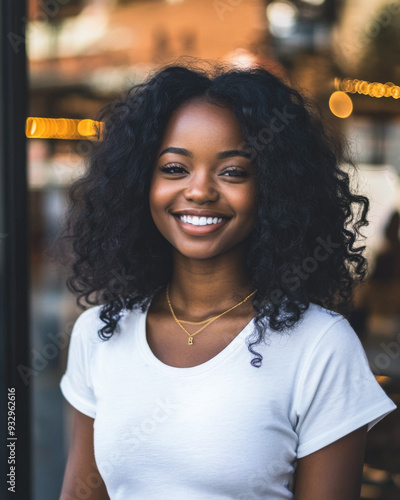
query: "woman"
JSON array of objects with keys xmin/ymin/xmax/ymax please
[{"xmin": 59, "ymin": 60, "xmax": 396, "ymax": 500}]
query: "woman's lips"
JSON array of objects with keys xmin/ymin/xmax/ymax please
[{"xmin": 173, "ymin": 215, "xmax": 229, "ymax": 236}]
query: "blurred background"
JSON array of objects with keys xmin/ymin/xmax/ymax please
[{"xmin": 11, "ymin": 0, "xmax": 400, "ymax": 498}]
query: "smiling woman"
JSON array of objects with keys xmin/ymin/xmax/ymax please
[
  {"xmin": 58, "ymin": 60, "xmax": 396, "ymax": 500},
  {"xmin": 149, "ymin": 98, "xmax": 257, "ymax": 260}
]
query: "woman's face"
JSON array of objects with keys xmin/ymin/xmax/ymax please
[{"xmin": 149, "ymin": 99, "xmax": 257, "ymax": 261}]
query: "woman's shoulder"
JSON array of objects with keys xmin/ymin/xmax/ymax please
[
  {"xmin": 70, "ymin": 305, "xmax": 104, "ymax": 338},
  {"xmin": 300, "ymin": 302, "xmax": 344, "ymax": 328},
  {"xmin": 70, "ymin": 304, "xmax": 144, "ymax": 343},
  {"xmin": 275, "ymin": 302, "xmax": 354, "ymax": 352},
  {"xmin": 73, "ymin": 304, "xmax": 103, "ymax": 324}
]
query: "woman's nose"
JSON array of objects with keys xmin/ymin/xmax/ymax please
[{"xmin": 183, "ymin": 171, "xmax": 219, "ymax": 204}]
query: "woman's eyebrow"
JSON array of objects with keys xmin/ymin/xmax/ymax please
[
  {"xmin": 158, "ymin": 147, "xmax": 251, "ymax": 159},
  {"xmin": 217, "ymin": 149, "xmax": 251, "ymax": 160},
  {"xmin": 159, "ymin": 147, "xmax": 193, "ymax": 158}
]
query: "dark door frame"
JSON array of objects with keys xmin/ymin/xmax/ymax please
[{"xmin": 0, "ymin": 1, "xmax": 31, "ymax": 499}]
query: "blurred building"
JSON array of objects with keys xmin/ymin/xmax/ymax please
[
  {"xmin": 27, "ymin": 0, "xmax": 282, "ymax": 190},
  {"xmin": 28, "ymin": 0, "xmax": 271, "ymax": 118},
  {"xmin": 267, "ymin": 0, "xmax": 400, "ymax": 262}
]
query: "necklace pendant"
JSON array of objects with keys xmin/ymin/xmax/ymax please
[{"xmin": 188, "ymin": 337, "xmax": 193, "ymax": 346}]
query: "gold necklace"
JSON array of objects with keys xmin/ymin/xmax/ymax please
[{"xmin": 166, "ymin": 284, "xmax": 257, "ymax": 345}]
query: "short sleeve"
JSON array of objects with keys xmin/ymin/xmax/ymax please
[
  {"xmin": 59, "ymin": 308, "xmax": 99, "ymax": 418},
  {"xmin": 294, "ymin": 317, "xmax": 397, "ymax": 458}
]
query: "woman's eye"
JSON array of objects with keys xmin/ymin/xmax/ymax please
[
  {"xmin": 221, "ymin": 168, "xmax": 249, "ymax": 178},
  {"xmin": 159, "ymin": 164, "xmax": 187, "ymax": 174}
]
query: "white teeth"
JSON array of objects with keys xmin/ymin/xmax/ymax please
[{"xmin": 178, "ymin": 215, "xmax": 225, "ymax": 226}]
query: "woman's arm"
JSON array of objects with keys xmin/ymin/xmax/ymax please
[
  {"xmin": 294, "ymin": 424, "xmax": 368, "ymax": 500},
  {"xmin": 59, "ymin": 406, "xmax": 110, "ymax": 500}
]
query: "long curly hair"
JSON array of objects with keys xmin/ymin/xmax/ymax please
[{"xmin": 61, "ymin": 58, "xmax": 369, "ymax": 367}]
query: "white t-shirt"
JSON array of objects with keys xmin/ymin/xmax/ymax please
[{"xmin": 60, "ymin": 302, "xmax": 396, "ymax": 500}]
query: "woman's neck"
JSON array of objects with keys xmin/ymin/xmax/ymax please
[{"xmin": 168, "ymin": 248, "xmax": 254, "ymax": 319}]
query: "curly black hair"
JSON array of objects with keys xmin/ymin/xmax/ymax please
[{"xmin": 61, "ymin": 58, "xmax": 369, "ymax": 367}]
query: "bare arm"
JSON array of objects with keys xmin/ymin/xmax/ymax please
[
  {"xmin": 294, "ymin": 424, "xmax": 368, "ymax": 500},
  {"xmin": 59, "ymin": 406, "xmax": 110, "ymax": 500}
]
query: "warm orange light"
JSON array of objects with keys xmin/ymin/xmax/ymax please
[
  {"xmin": 26, "ymin": 117, "xmax": 46, "ymax": 138},
  {"xmin": 329, "ymin": 91, "xmax": 353, "ymax": 118},
  {"xmin": 48, "ymin": 119, "xmax": 58, "ymax": 137},
  {"xmin": 376, "ymin": 376, "xmax": 391, "ymax": 385},
  {"xmin": 392, "ymin": 86, "xmax": 400, "ymax": 99},
  {"xmin": 56, "ymin": 118, "xmax": 69, "ymax": 137},
  {"xmin": 384, "ymin": 82, "xmax": 394, "ymax": 97},
  {"xmin": 336, "ymin": 78, "xmax": 400, "ymax": 99},
  {"xmin": 26, "ymin": 117, "xmax": 102, "ymax": 139},
  {"xmin": 77, "ymin": 119, "xmax": 97, "ymax": 137}
]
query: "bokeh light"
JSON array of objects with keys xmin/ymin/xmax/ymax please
[
  {"xmin": 26, "ymin": 118, "xmax": 102, "ymax": 139},
  {"xmin": 266, "ymin": 1, "xmax": 298, "ymax": 37},
  {"xmin": 329, "ymin": 91, "xmax": 353, "ymax": 118}
]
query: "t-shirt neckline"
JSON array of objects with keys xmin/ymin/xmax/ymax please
[{"xmin": 137, "ymin": 305, "xmax": 256, "ymax": 377}]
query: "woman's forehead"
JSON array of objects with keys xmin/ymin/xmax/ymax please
[{"xmin": 160, "ymin": 100, "xmax": 244, "ymax": 148}]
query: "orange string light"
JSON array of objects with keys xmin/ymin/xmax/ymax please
[
  {"xmin": 26, "ymin": 117, "xmax": 103, "ymax": 140},
  {"xmin": 334, "ymin": 78, "xmax": 400, "ymax": 99}
]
